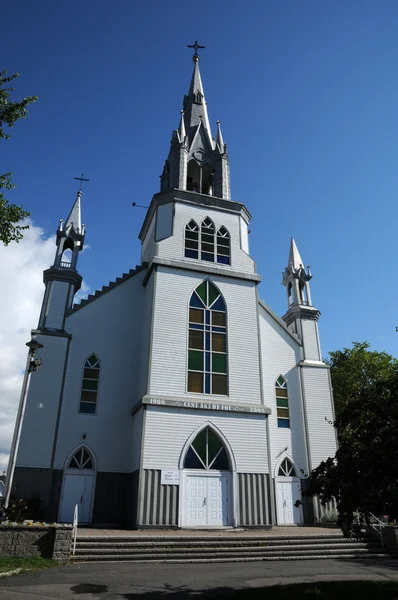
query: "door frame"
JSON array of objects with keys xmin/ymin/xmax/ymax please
[
  {"xmin": 179, "ymin": 470, "xmax": 234, "ymax": 528},
  {"xmin": 275, "ymin": 476, "xmax": 303, "ymax": 525},
  {"xmin": 58, "ymin": 469, "xmax": 96, "ymax": 524}
]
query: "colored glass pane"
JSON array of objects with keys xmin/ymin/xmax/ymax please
[
  {"xmin": 189, "ymin": 330, "xmax": 203, "ymax": 350},
  {"xmin": 185, "ymin": 239, "xmax": 199, "ymax": 249},
  {"xmin": 185, "ymin": 249, "xmax": 198, "ymax": 259},
  {"xmin": 212, "ymin": 333, "xmax": 226, "ymax": 353},
  {"xmin": 79, "ymin": 402, "xmax": 97, "ymax": 414},
  {"xmin": 189, "ymin": 308, "xmax": 204, "ymax": 323},
  {"xmin": 211, "ymin": 448, "xmax": 229, "ymax": 470},
  {"xmin": 69, "ymin": 457, "xmax": 79, "ymax": 468},
  {"xmin": 276, "ymin": 388, "xmax": 288, "ymax": 398},
  {"xmin": 212, "ymin": 312, "xmax": 226, "ymax": 327},
  {"xmin": 212, "ymin": 374, "xmax": 227, "ymax": 395},
  {"xmin": 208, "ymin": 282, "xmax": 219, "ymax": 306},
  {"xmin": 188, "ymin": 350, "xmax": 203, "ymax": 371},
  {"xmin": 217, "ymin": 256, "xmax": 230, "ymax": 265},
  {"xmin": 277, "ymin": 376, "xmax": 286, "ymax": 387},
  {"xmin": 196, "ymin": 282, "xmax": 207, "ymax": 305},
  {"xmin": 277, "ymin": 408, "xmax": 290, "ymax": 418},
  {"xmin": 83, "ymin": 368, "xmax": 99, "ymax": 379},
  {"xmin": 212, "ymin": 353, "xmax": 226, "ymax": 374},
  {"xmin": 211, "ymin": 297, "xmax": 225, "ymax": 312},
  {"xmin": 278, "ymin": 418, "xmax": 290, "ymax": 428},
  {"xmin": 190, "ymin": 293, "xmax": 204, "ymax": 309},
  {"xmin": 86, "ymin": 355, "xmax": 99, "ymax": 368},
  {"xmin": 202, "ymin": 243, "xmax": 214, "ymax": 253},
  {"xmin": 192, "ymin": 429, "xmax": 207, "ymax": 462},
  {"xmin": 276, "ymin": 397, "xmax": 289, "ymax": 408},
  {"xmin": 217, "ymin": 244, "xmax": 229, "ymax": 255},
  {"xmin": 188, "ymin": 371, "xmax": 203, "ymax": 393},
  {"xmin": 205, "ymin": 372, "xmax": 211, "ymax": 393},
  {"xmin": 201, "ymin": 252, "xmax": 214, "ymax": 262},
  {"xmin": 186, "ymin": 230, "xmax": 199, "ymax": 239},
  {"xmin": 82, "ymin": 379, "xmax": 98, "ymax": 391}
]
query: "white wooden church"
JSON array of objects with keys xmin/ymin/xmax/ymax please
[{"xmin": 10, "ymin": 50, "xmax": 337, "ymax": 528}]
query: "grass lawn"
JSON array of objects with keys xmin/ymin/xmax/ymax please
[
  {"xmin": 0, "ymin": 557, "xmax": 57, "ymax": 575},
  {"xmin": 219, "ymin": 580, "xmax": 398, "ymax": 599}
]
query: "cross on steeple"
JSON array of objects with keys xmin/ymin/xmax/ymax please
[
  {"xmin": 187, "ymin": 40, "xmax": 205, "ymax": 61},
  {"xmin": 74, "ymin": 173, "xmax": 90, "ymax": 192}
]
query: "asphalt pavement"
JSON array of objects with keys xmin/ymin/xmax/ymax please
[{"xmin": 0, "ymin": 557, "xmax": 398, "ymax": 599}]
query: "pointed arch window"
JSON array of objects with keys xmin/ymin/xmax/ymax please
[
  {"xmin": 68, "ymin": 447, "xmax": 93, "ymax": 469},
  {"xmin": 184, "ymin": 427, "xmax": 230, "ymax": 470},
  {"xmin": 276, "ymin": 376, "xmax": 290, "ymax": 428},
  {"xmin": 79, "ymin": 354, "xmax": 100, "ymax": 414},
  {"xmin": 184, "ymin": 220, "xmax": 199, "ymax": 259},
  {"xmin": 188, "ymin": 280, "xmax": 227, "ymax": 395},
  {"xmin": 216, "ymin": 226, "xmax": 230, "ymax": 265},
  {"xmin": 278, "ymin": 458, "xmax": 296, "ymax": 477},
  {"xmin": 201, "ymin": 218, "xmax": 215, "ymax": 262}
]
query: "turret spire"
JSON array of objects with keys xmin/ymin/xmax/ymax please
[
  {"xmin": 64, "ymin": 190, "xmax": 82, "ymax": 235},
  {"xmin": 282, "ymin": 238, "xmax": 313, "ymax": 308},
  {"xmin": 215, "ymin": 121, "xmax": 225, "ymax": 152},
  {"xmin": 288, "ymin": 237, "xmax": 304, "ymax": 271}
]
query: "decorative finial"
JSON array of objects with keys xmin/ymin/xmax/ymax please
[
  {"xmin": 74, "ymin": 173, "xmax": 90, "ymax": 192},
  {"xmin": 187, "ymin": 40, "xmax": 205, "ymax": 62}
]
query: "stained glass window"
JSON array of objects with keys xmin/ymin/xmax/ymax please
[
  {"xmin": 184, "ymin": 427, "xmax": 230, "ymax": 470},
  {"xmin": 79, "ymin": 354, "xmax": 100, "ymax": 414},
  {"xmin": 276, "ymin": 376, "xmax": 290, "ymax": 428},
  {"xmin": 184, "ymin": 219, "xmax": 230, "ymax": 265},
  {"xmin": 278, "ymin": 458, "xmax": 296, "ymax": 477},
  {"xmin": 68, "ymin": 447, "xmax": 93, "ymax": 469},
  {"xmin": 188, "ymin": 280, "xmax": 228, "ymax": 395}
]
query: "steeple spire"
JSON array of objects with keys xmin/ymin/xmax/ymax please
[
  {"xmin": 288, "ymin": 237, "xmax": 304, "ymax": 271},
  {"xmin": 64, "ymin": 190, "xmax": 82, "ymax": 235},
  {"xmin": 183, "ymin": 56, "xmax": 212, "ymax": 145}
]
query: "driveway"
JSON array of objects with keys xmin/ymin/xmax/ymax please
[{"xmin": 0, "ymin": 557, "xmax": 398, "ymax": 599}]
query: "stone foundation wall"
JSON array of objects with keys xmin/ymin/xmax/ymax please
[{"xmin": 0, "ymin": 525, "xmax": 72, "ymax": 563}]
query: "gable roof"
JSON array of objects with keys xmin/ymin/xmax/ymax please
[{"xmin": 258, "ymin": 299, "xmax": 301, "ymax": 345}]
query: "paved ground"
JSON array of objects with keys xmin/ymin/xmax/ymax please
[
  {"xmin": 77, "ymin": 525, "xmax": 338, "ymax": 537},
  {"xmin": 0, "ymin": 557, "xmax": 397, "ymax": 599}
]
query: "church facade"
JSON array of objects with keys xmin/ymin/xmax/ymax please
[{"xmin": 10, "ymin": 52, "xmax": 337, "ymax": 528}]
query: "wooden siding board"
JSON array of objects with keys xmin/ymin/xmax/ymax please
[
  {"xmin": 302, "ymin": 320, "xmax": 321, "ymax": 361},
  {"xmin": 258, "ymin": 306, "xmax": 309, "ymax": 478},
  {"xmin": 143, "ymin": 406, "xmax": 268, "ymax": 473},
  {"xmin": 44, "ymin": 281, "xmax": 70, "ymax": 329}
]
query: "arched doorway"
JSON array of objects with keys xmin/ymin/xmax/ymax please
[
  {"xmin": 275, "ymin": 457, "xmax": 302, "ymax": 525},
  {"xmin": 181, "ymin": 426, "xmax": 232, "ymax": 527},
  {"xmin": 59, "ymin": 447, "xmax": 95, "ymax": 524}
]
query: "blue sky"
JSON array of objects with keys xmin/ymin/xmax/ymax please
[{"xmin": 3, "ymin": 0, "xmax": 398, "ymax": 358}]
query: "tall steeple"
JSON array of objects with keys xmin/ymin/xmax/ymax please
[
  {"xmin": 38, "ymin": 188, "xmax": 85, "ymax": 331},
  {"xmin": 160, "ymin": 45, "xmax": 231, "ymax": 199}
]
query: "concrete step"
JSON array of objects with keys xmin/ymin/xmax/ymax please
[
  {"xmin": 76, "ymin": 533, "xmax": 347, "ymax": 543},
  {"xmin": 71, "ymin": 552, "xmax": 389, "ymax": 564},
  {"xmin": 74, "ymin": 542, "xmax": 382, "ymax": 555}
]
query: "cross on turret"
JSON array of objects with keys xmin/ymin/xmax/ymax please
[{"xmin": 187, "ymin": 40, "xmax": 205, "ymax": 61}]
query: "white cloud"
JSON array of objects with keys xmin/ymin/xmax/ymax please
[{"xmin": 0, "ymin": 222, "xmax": 89, "ymax": 472}]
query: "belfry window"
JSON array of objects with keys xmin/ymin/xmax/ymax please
[
  {"xmin": 184, "ymin": 219, "xmax": 230, "ymax": 266},
  {"xmin": 278, "ymin": 458, "xmax": 296, "ymax": 477},
  {"xmin": 201, "ymin": 218, "xmax": 215, "ymax": 262},
  {"xmin": 188, "ymin": 280, "xmax": 228, "ymax": 395},
  {"xmin": 185, "ymin": 220, "xmax": 199, "ymax": 259},
  {"xmin": 68, "ymin": 447, "xmax": 93, "ymax": 469},
  {"xmin": 276, "ymin": 376, "xmax": 290, "ymax": 428},
  {"xmin": 184, "ymin": 427, "xmax": 230, "ymax": 470},
  {"xmin": 79, "ymin": 354, "xmax": 100, "ymax": 414},
  {"xmin": 216, "ymin": 227, "xmax": 230, "ymax": 265}
]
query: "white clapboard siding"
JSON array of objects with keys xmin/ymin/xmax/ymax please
[
  {"xmin": 149, "ymin": 266, "xmax": 262, "ymax": 404},
  {"xmin": 16, "ymin": 335, "xmax": 69, "ymax": 468},
  {"xmin": 156, "ymin": 202, "xmax": 256, "ymax": 274},
  {"xmin": 44, "ymin": 281, "xmax": 70, "ymax": 329},
  {"xmin": 137, "ymin": 271, "xmax": 155, "ymax": 400},
  {"xmin": 156, "ymin": 202, "xmax": 174, "ymax": 241},
  {"xmin": 143, "ymin": 406, "xmax": 268, "ymax": 473},
  {"xmin": 301, "ymin": 366, "xmax": 337, "ymax": 469},
  {"xmin": 301, "ymin": 320, "xmax": 321, "ymax": 361},
  {"xmin": 141, "ymin": 215, "xmax": 158, "ymax": 264},
  {"xmin": 53, "ymin": 271, "xmax": 146, "ymax": 473},
  {"xmin": 258, "ymin": 304, "xmax": 309, "ymax": 477}
]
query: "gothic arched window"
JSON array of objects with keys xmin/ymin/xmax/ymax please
[
  {"xmin": 278, "ymin": 458, "xmax": 296, "ymax": 477},
  {"xmin": 79, "ymin": 354, "xmax": 100, "ymax": 414},
  {"xmin": 184, "ymin": 427, "xmax": 230, "ymax": 470},
  {"xmin": 184, "ymin": 220, "xmax": 199, "ymax": 259},
  {"xmin": 188, "ymin": 280, "xmax": 227, "ymax": 395},
  {"xmin": 68, "ymin": 447, "xmax": 93, "ymax": 469},
  {"xmin": 276, "ymin": 375, "xmax": 290, "ymax": 428},
  {"xmin": 200, "ymin": 218, "xmax": 215, "ymax": 262},
  {"xmin": 216, "ymin": 226, "xmax": 230, "ymax": 265}
]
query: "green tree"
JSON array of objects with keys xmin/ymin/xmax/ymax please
[
  {"xmin": 302, "ymin": 342, "xmax": 398, "ymax": 534},
  {"xmin": 0, "ymin": 71, "xmax": 37, "ymax": 245}
]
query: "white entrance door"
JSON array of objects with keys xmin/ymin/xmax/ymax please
[
  {"xmin": 185, "ymin": 474, "xmax": 229, "ymax": 527},
  {"xmin": 60, "ymin": 473, "xmax": 93, "ymax": 523},
  {"xmin": 276, "ymin": 479, "xmax": 302, "ymax": 525}
]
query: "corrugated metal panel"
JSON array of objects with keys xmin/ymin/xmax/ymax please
[
  {"xmin": 53, "ymin": 271, "xmax": 146, "ymax": 473},
  {"xmin": 44, "ymin": 281, "xmax": 69, "ymax": 329},
  {"xmin": 140, "ymin": 469, "xmax": 178, "ymax": 526},
  {"xmin": 258, "ymin": 306, "xmax": 309, "ymax": 478},
  {"xmin": 238, "ymin": 473, "xmax": 271, "ymax": 526},
  {"xmin": 301, "ymin": 367, "xmax": 337, "ymax": 468},
  {"xmin": 157, "ymin": 203, "xmax": 256, "ymax": 274},
  {"xmin": 150, "ymin": 266, "xmax": 262, "ymax": 405},
  {"xmin": 143, "ymin": 406, "xmax": 268, "ymax": 473},
  {"xmin": 301, "ymin": 320, "xmax": 321, "ymax": 361}
]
